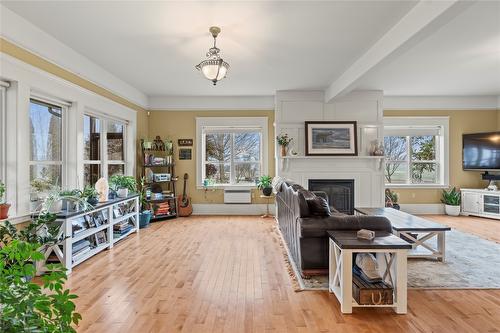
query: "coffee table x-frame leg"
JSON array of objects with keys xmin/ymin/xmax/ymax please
[{"xmin": 395, "ymin": 230, "xmax": 446, "ymax": 262}]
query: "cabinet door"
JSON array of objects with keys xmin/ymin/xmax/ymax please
[{"xmin": 462, "ymin": 192, "xmax": 480, "ymax": 214}]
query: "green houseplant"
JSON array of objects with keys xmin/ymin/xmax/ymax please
[
  {"xmin": 109, "ymin": 175, "xmax": 137, "ymax": 198},
  {"xmin": 0, "ymin": 180, "xmax": 10, "ymax": 219},
  {"xmin": 81, "ymin": 185, "xmax": 99, "ymax": 205},
  {"xmin": 0, "ymin": 212, "xmax": 82, "ymax": 331},
  {"xmin": 441, "ymin": 187, "xmax": 461, "ymax": 216},
  {"xmin": 257, "ymin": 175, "xmax": 273, "ymax": 196}
]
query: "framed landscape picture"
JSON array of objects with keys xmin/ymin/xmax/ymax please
[{"xmin": 305, "ymin": 121, "xmax": 358, "ymax": 156}]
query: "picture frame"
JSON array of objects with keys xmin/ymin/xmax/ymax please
[
  {"xmin": 305, "ymin": 121, "xmax": 358, "ymax": 156},
  {"xmin": 179, "ymin": 148, "xmax": 192, "ymax": 160},
  {"xmin": 85, "ymin": 215, "xmax": 96, "ymax": 228},
  {"xmin": 71, "ymin": 217, "xmax": 88, "ymax": 236},
  {"xmin": 113, "ymin": 208, "xmax": 122, "ymax": 218}
]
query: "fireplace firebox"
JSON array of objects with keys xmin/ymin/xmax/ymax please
[{"xmin": 308, "ymin": 179, "xmax": 354, "ymax": 215}]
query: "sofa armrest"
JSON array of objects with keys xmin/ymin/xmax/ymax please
[{"xmin": 299, "ymin": 214, "xmax": 392, "ymax": 238}]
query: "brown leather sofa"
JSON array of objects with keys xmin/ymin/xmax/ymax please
[{"xmin": 276, "ymin": 181, "xmax": 392, "ymax": 277}]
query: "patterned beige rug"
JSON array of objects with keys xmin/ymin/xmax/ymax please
[{"xmin": 273, "ymin": 223, "xmax": 500, "ymax": 290}]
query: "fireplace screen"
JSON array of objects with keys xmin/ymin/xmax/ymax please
[{"xmin": 308, "ymin": 179, "xmax": 354, "ymax": 215}]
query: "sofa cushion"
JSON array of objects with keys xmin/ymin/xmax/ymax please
[
  {"xmin": 307, "ymin": 196, "xmax": 331, "ymax": 216},
  {"xmin": 297, "ymin": 189, "xmax": 316, "ymax": 217},
  {"xmin": 299, "ymin": 215, "xmax": 392, "ymax": 238}
]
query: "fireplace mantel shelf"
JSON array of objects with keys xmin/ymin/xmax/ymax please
[{"xmin": 280, "ymin": 155, "xmax": 384, "ymax": 159}]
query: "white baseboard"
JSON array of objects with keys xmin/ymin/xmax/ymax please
[
  {"xmin": 192, "ymin": 204, "xmax": 276, "ymax": 215},
  {"xmin": 399, "ymin": 203, "xmax": 444, "ymax": 215}
]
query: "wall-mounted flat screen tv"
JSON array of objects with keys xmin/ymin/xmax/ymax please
[{"xmin": 463, "ymin": 132, "xmax": 500, "ymax": 170}]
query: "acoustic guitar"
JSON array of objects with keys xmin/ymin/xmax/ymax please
[{"xmin": 177, "ymin": 173, "xmax": 193, "ymax": 217}]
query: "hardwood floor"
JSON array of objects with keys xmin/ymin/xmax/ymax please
[
  {"xmin": 425, "ymin": 214, "xmax": 500, "ymax": 243},
  {"xmin": 68, "ymin": 216, "xmax": 500, "ymax": 333}
]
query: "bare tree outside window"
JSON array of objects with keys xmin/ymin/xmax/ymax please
[
  {"xmin": 204, "ymin": 131, "xmax": 261, "ymax": 185},
  {"xmin": 384, "ymin": 136, "xmax": 407, "ymax": 183}
]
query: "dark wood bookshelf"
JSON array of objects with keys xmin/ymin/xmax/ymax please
[{"xmin": 141, "ymin": 138, "xmax": 178, "ymax": 221}]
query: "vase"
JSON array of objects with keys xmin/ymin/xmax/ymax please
[
  {"xmin": 139, "ymin": 211, "xmax": 152, "ymax": 228},
  {"xmin": 280, "ymin": 146, "xmax": 287, "ymax": 157},
  {"xmin": 0, "ymin": 203, "xmax": 10, "ymax": 219},
  {"xmin": 117, "ymin": 188, "xmax": 129, "ymax": 198},
  {"xmin": 445, "ymin": 204, "xmax": 460, "ymax": 216},
  {"xmin": 262, "ymin": 187, "xmax": 273, "ymax": 196}
]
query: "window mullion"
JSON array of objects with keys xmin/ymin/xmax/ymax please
[
  {"xmin": 102, "ymin": 119, "xmax": 108, "ymax": 179},
  {"xmin": 230, "ymin": 133, "xmax": 235, "ymax": 185},
  {"xmin": 407, "ymin": 136, "xmax": 411, "ymax": 184}
]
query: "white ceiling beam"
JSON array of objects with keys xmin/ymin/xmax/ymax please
[{"xmin": 324, "ymin": 1, "xmax": 472, "ymax": 104}]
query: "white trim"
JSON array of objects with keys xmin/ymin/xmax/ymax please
[
  {"xmin": 384, "ymin": 95, "xmax": 500, "ymax": 110},
  {"xmin": 30, "ymin": 90, "xmax": 72, "ymax": 107},
  {"xmin": 196, "ymin": 117, "xmax": 269, "ymax": 188},
  {"xmin": 148, "ymin": 95, "xmax": 274, "ymax": 111},
  {"xmin": 0, "ymin": 4, "xmax": 148, "ymax": 108},
  {"xmin": 192, "ymin": 204, "xmax": 275, "ymax": 215},
  {"xmin": 0, "ymin": 84, "xmax": 6, "ymax": 183},
  {"xmin": 384, "ymin": 116, "xmax": 449, "ymax": 187},
  {"xmin": 399, "ymin": 203, "xmax": 445, "ymax": 215}
]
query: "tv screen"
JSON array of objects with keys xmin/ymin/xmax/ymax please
[{"xmin": 463, "ymin": 132, "xmax": 500, "ymax": 170}]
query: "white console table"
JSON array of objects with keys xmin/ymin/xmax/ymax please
[
  {"xmin": 461, "ymin": 188, "xmax": 500, "ymax": 220},
  {"xmin": 36, "ymin": 195, "xmax": 139, "ymax": 275}
]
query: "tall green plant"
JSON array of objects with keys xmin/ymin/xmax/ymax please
[
  {"xmin": 441, "ymin": 187, "xmax": 461, "ymax": 206},
  {"xmin": 256, "ymin": 175, "xmax": 272, "ymax": 189},
  {"xmin": 0, "ymin": 240, "xmax": 82, "ymax": 332}
]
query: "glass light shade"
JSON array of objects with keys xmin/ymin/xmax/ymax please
[{"xmin": 197, "ymin": 59, "xmax": 229, "ymax": 83}]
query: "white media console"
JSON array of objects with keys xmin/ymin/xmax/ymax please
[{"xmin": 461, "ymin": 188, "xmax": 500, "ymax": 220}]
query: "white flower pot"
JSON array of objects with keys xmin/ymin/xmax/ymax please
[
  {"xmin": 117, "ymin": 188, "xmax": 129, "ymax": 198},
  {"xmin": 445, "ymin": 204, "xmax": 460, "ymax": 216}
]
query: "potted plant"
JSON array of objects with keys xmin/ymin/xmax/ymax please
[
  {"xmin": 109, "ymin": 175, "xmax": 137, "ymax": 198},
  {"xmin": 60, "ymin": 189, "xmax": 82, "ymax": 211},
  {"xmin": 257, "ymin": 175, "xmax": 273, "ymax": 196},
  {"xmin": 81, "ymin": 185, "xmax": 99, "ymax": 205},
  {"xmin": 0, "ymin": 180, "xmax": 10, "ymax": 219},
  {"xmin": 276, "ymin": 133, "xmax": 293, "ymax": 157},
  {"xmin": 138, "ymin": 177, "xmax": 152, "ymax": 228},
  {"xmin": 385, "ymin": 189, "xmax": 400, "ymax": 210},
  {"xmin": 441, "ymin": 187, "xmax": 461, "ymax": 216}
]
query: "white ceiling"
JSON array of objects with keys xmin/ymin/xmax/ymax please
[
  {"xmin": 1, "ymin": 1, "xmax": 499, "ymax": 100},
  {"xmin": 357, "ymin": 1, "xmax": 500, "ymax": 96},
  {"xmin": 2, "ymin": 0, "xmax": 417, "ymax": 97}
]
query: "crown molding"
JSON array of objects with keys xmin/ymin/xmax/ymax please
[
  {"xmin": 148, "ymin": 95, "xmax": 274, "ymax": 111},
  {"xmin": 384, "ymin": 95, "xmax": 500, "ymax": 110}
]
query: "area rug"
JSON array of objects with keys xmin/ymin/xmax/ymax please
[{"xmin": 274, "ymin": 225, "xmax": 500, "ymax": 290}]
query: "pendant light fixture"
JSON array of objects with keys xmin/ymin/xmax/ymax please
[{"xmin": 195, "ymin": 26, "xmax": 230, "ymax": 85}]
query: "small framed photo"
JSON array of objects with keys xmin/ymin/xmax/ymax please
[
  {"xmin": 305, "ymin": 121, "xmax": 358, "ymax": 156},
  {"xmin": 113, "ymin": 208, "xmax": 122, "ymax": 218},
  {"xmin": 71, "ymin": 217, "xmax": 88, "ymax": 236},
  {"xmin": 179, "ymin": 148, "xmax": 192, "ymax": 160},
  {"xmin": 85, "ymin": 215, "xmax": 96, "ymax": 228},
  {"xmin": 95, "ymin": 230, "xmax": 107, "ymax": 245}
]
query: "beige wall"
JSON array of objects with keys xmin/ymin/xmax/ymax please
[
  {"xmin": 384, "ymin": 109, "xmax": 499, "ymax": 204},
  {"xmin": 136, "ymin": 110, "xmax": 149, "ymax": 179},
  {"xmin": 147, "ymin": 110, "xmax": 275, "ymax": 204}
]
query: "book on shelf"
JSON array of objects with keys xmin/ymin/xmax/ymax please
[{"xmin": 73, "ymin": 239, "xmax": 91, "ymax": 253}]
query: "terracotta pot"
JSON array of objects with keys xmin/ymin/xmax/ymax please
[
  {"xmin": 0, "ymin": 203, "xmax": 11, "ymax": 219},
  {"xmin": 280, "ymin": 145, "xmax": 287, "ymax": 157}
]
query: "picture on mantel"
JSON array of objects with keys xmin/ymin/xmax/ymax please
[{"xmin": 305, "ymin": 121, "xmax": 358, "ymax": 156}]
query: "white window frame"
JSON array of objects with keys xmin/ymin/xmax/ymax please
[
  {"xmin": 0, "ymin": 80, "xmax": 8, "ymax": 183},
  {"xmin": 196, "ymin": 117, "xmax": 268, "ymax": 188},
  {"xmin": 83, "ymin": 111, "xmax": 127, "ymax": 185},
  {"xmin": 28, "ymin": 96, "xmax": 69, "ymax": 188},
  {"xmin": 384, "ymin": 117, "xmax": 449, "ymax": 188}
]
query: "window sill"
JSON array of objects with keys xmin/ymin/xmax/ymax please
[
  {"xmin": 385, "ymin": 184, "xmax": 449, "ymax": 189},
  {"xmin": 196, "ymin": 184, "xmax": 257, "ymax": 190}
]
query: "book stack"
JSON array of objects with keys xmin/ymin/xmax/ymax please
[
  {"xmin": 72, "ymin": 239, "xmax": 91, "ymax": 259},
  {"xmin": 155, "ymin": 202, "xmax": 170, "ymax": 216},
  {"xmin": 114, "ymin": 220, "xmax": 133, "ymax": 238}
]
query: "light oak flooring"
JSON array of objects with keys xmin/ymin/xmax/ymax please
[
  {"xmin": 68, "ymin": 216, "xmax": 500, "ymax": 333},
  {"xmin": 425, "ymin": 214, "xmax": 500, "ymax": 243}
]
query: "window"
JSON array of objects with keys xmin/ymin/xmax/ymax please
[
  {"xmin": 83, "ymin": 114, "xmax": 126, "ymax": 186},
  {"xmin": 29, "ymin": 99, "xmax": 64, "ymax": 187},
  {"xmin": 384, "ymin": 117, "xmax": 449, "ymax": 187},
  {"xmin": 197, "ymin": 117, "xmax": 268, "ymax": 187}
]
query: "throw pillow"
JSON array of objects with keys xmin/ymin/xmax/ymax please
[{"xmin": 307, "ymin": 196, "xmax": 331, "ymax": 216}]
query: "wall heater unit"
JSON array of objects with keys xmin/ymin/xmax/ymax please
[{"xmin": 224, "ymin": 189, "xmax": 252, "ymax": 204}]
